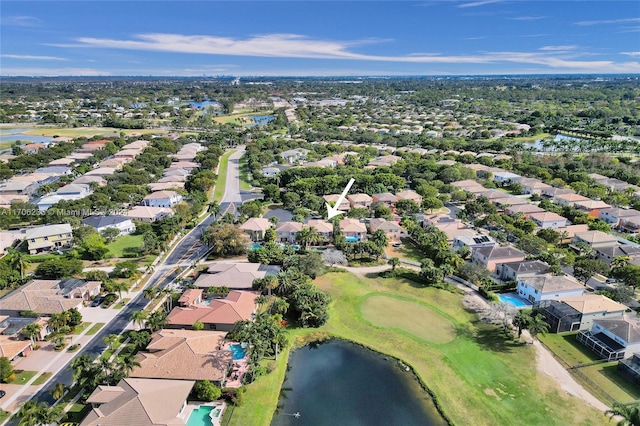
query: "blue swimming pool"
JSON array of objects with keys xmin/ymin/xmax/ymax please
[
  {"xmin": 187, "ymin": 406, "xmax": 214, "ymax": 426},
  {"xmin": 230, "ymin": 343, "xmax": 247, "ymax": 360},
  {"xmin": 498, "ymin": 292, "xmax": 532, "ymax": 308},
  {"xmin": 345, "ymin": 236, "xmax": 358, "ymax": 242},
  {"xmin": 251, "ymin": 243, "xmax": 262, "ymax": 250}
]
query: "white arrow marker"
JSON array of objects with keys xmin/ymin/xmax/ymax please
[{"xmin": 326, "ymin": 178, "xmax": 355, "ymax": 220}]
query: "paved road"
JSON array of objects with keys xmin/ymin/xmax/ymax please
[{"xmin": 23, "ymin": 148, "xmax": 244, "ymax": 411}]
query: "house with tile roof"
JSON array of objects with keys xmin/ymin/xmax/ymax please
[
  {"xmin": 166, "ymin": 290, "xmax": 259, "ymax": 331},
  {"xmin": 125, "ymin": 206, "xmax": 173, "ymax": 223},
  {"xmin": 130, "ymin": 330, "xmax": 232, "ymax": 385},
  {"xmin": 81, "ymin": 378, "xmax": 195, "ymax": 426},
  {"xmin": 372, "ymin": 193, "xmax": 398, "ymax": 208},
  {"xmin": 529, "ymin": 211, "xmax": 568, "ymax": 229},
  {"xmin": 339, "ymin": 218, "xmax": 367, "ymax": 241},
  {"xmin": 0, "ymin": 279, "xmax": 100, "ymax": 316},
  {"xmin": 572, "ymin": 230, "xmax": 618, "ymax": 249},
  {"xmin": 347, "ymin": 193, "xmax": 373, "ymax": 209},
  {"xmin": 553, "ymin": 193, "xmax": 590, "ymax": 207},
  {"xmin": 142, "ymin": 191, "xmax": 183, "ymax": 208},
  {"xmin": 573, "ymin": 199, "xmax": 611, "ymax": 218},
  {"xmin": 306, "ymin": 219, "xmax": 334, "ymax": 244},
  {"xmin": 193, "ymin": 262, "xmax": 275, "ymax": 289},
  {"xmin": 577, "ymin": 316, "xmax": 640, "ymax": 360},
  {"xmin": 395, "ymin": 190, "xmax": 422, "ymax": 206},
  {"xmin": 598, "ymin": 208, "xmax": 640, "ymax": 228},
  {"xmin": 504, "ymin": 204, "xmax": 546, "ymax": 218},
  {"xmin": 516, "ymin": 273, "xmax": 585, "ymax": 304},
  {"xmin": 239, "ymin": 218, "xmax": 272, "ymax": 241},
  {"xmin": 538, "ymin": 294, "xmax": 627, "ymax": 334},
  {"xmin": 275, "ymin": 221, "xmax": 304, "ymax": 243},
  {"xmin": 323, "ymin": 194, "xmax": 350, "ymax": 211},
  {"xmin": 496, "ymin": 260, "xmax": 549, "ymax": 282},
  {"xmin": 368, "ymin": 218, "xmax": 405, "ymax": 242},
  {"xmin": 472, "ymin": 245, "xmax": 526, "ymax": 272}
]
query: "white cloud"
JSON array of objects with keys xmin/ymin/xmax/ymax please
[
  {"xmin": 45, "ymin": 33, "xmax": 640, "ymax": 73},
  {"xmin": 575, "ymin": 17, "xmax": 640, "ymax": 26},
  {"xmin": 457, "ymin": 0, "xmax": 502, "ymax": 8},
  {"xmin": 539, "ymin": 45, "xmax": 578, "ymax": 52},
  {"xmin": 508, "ymin": 16, "xmax": 546, "ymax": 21},
  {"xmin": 621, "ymin": 52, "xmax": 640, "ymax": 57},
  {"xmin": 1, "ymin": 54, "xmax": 67, "ymax": 61},
  {"xmin": 0, "ymin": 68, "xmax": 109, "ymax": 76},
  {"xmin": 0, "ymin": 15, "xmax": 42, "ymax": 27}
]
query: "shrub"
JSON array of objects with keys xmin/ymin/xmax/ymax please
[
  {"xmin": 193, "ymin": 380, "xmax": 221, "ymax": 401},
  {"xmin": 102, "ymin": 293, "xmax": 118, "ymax": 308}
]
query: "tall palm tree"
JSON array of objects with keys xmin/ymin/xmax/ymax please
[
  {"xmin": 146, "ymin": 310, "xmax": 168, "ymax": 333},
  {"xmin": 208, "ymin": 201, "xmax": 221, "ymax": 220},
  {"xmin": 388, "ymin": 257, "xmax": 400, "ymax": 271},
  {"xmin": 143, "ymin": 287, "xmax": 158, "ymax": 300},
  {"xmin": 262, "ymin": 275, "xmax": 279, "ymax": 297},
  {"xmin": 22, "ymin": 323, "xmax": 42, "ymax": 348},
  {"xmin": 162, "ymin": 288, "xmax": 177, "ymax": 311},
  {"xmin": 112, "ymin": 280, "xmax": 129, "ymax": 301},
  {"xmin": 6, "ymin": 248, "xmax": 30, "ymax": 280},
  {"xmin": 296, "ymin": 226, "xmax": 321, "ymax": 249},
  {"xmin": 528, "ymin": 314, "xmax": 550, "ymax": 338},
  {"xmin": 118, "ymin": 355, "xmax": 141, "ymax": 375},
  {"xmin": 131, "ymin": 310, "xmax": 148, "ymax": 330},
  {"xmin": 103, "ymin": 334, "xmax": 119, "ymax": 352}
]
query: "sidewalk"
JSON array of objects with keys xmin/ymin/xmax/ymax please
[{"xmin": 1, "ymin": 320, "xmax": 100, "ymax": 412}]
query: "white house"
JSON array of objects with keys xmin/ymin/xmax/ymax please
[
  {"xmin": 453, "ymin": 233, "xmax": 496, "ymax": 250},
  {"xmin": 578, "ymin": 316, "xmax": 640, "ymax": 361},
  {"xmin": 262, "ymin": 167, "xmax": 280, "ymax": 178},
  {"xmin": 82, "ymin": 215, "xmax": 136, "ymax": 236},
  {"xmin": 598, "ymin": 208, "xmax": 640, "ymax": 228},
  {"xmin": 493, "ymin": 171, "xmax": 521, "ymax": 184},
  {"xmin": 56, "ymin": 184, "xmax": 91, "ymax": 197},
  {"xmin": 141, "ymin": 190, "xmax": 183, "ymax": 208},
  {"xmin": 516, "ymin": 273, "xmax": 585, "ymax": 304},
  {"xmin": 529, "ymin": 211, "xmax": 568, "ymax": 229}
]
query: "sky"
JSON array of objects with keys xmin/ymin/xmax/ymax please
[{"xmin": 1, "ymin": 1, "xmax": 639, "ymax": 76}]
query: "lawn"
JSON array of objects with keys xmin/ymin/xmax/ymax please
[
  {"xmin": 213, "ymin": 150, "xmax": 234, "ymax": 202},
  {"xmin": 359, "ymin": 294, "xmax": 457, "ymax": 344},
  {"xmin": 113, "ymin": 298, "xmax": 131, "ymax": 309},
  {"xmin": 85, "ymin": 323, "xmax": 105, "ymax": 335},
  {"xmin": 238, "ymin": 154, "xmax": 252, "ymax": 191},
  {"xmin": 578, "ymin": 362, "xmax": 640, "ymax": 403},
  {"xmin": 384, "ymin": 237, "xmax": 425, "ymax": 263},
  {"xmin": 229, "ymin": 272, "xmax": 606, "ymax": 426},
  {"xmin": 106, "ymin": 234, "xmax": 143, "ymax": 258},
  {"xmin": 538, "ymin": 333, "xmax": 599, "ymax": 367},
  {"xmin": 32, "ymin": 372, "xmax": 52, "ymax": 385},
  {"xmin": 71, "ymin": 322, "xmax": 91, "ymax": 335},
  {"xmin": 62, "ymin": 403, "xmax": 92, "ymax": 424},
  {"xmin": 10, "ymin": 370, "xmax": 37, "ymax": 384}
]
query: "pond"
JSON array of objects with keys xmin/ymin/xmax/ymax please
[
  {"xmin": 0, "ymin": 127, "xmax": 53, "ymax": 144},
  {"xmin": 246, "ymin": 114, "xmax": 275, "ymax": 127},
  {"xmin": 271, "ymin": 339, "xmax": 447, "ymax": 426},
  {"xmin": 186, "ymin": 100, "xmax": 219, "ymax": 109}
]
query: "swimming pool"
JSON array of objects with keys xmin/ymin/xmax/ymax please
[
  {"xmin": 251, "ymin": 243, "xmax": 262, "ymax": 250},
  {"xmin": 345, "ymin": 236, "xmax": 358, "ymax": 242},
  {"xmin": 187, "ymin": 406, "xmax": 214, "ymax": 426},
  {"xmin": 498, "ymin": 292, "xmax": 532, "ymax": 308},
  {"xmin": 230, "ymin": 343, "xmax": 247, "ymax": 360}
]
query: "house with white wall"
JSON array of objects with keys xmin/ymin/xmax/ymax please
[{"xmin": 516, "ymin": 273, "xmax": 585, "ymax": 304}]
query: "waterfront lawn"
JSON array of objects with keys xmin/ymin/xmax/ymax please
[
  {"xmin": 213, "ymin": 150, "xmax": 234, "ymax": 202},
  {"xmin": 230, "ymin": 272, "xmax": 606, "ymax": 426},
  {"xmin": 106, "ymin": 234, "xmax": 143, "ymax": 258},
  {"xmin": 538, "ymin": 332, "xmax": 599, "ymax": 367}
]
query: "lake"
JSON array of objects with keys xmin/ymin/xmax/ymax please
[
  {"xmin": 246, "ymin": 114, "xmax": 275, "ymax": 127},
  {"xmin": 271, "ymin": 339, "xmax": 447, "ymax": 426},
  {"xmin": 0, "ymin": 127, "xmax": 52, "ymax": 144},
  {"xmin": 187, "ymin": 100, "xmax": 219, "ymax": 109}
]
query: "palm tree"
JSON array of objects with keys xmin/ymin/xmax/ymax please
[
  {"xmin": 512, "ymin": 311, "xmax": 531, "ymax": 338},
  {"xmin": 6, "ymin": 247, "xmax": 30, "ymax": 280},
  {"xmin": 528, "ymin": 314, "xmax": 549, "ymax": 338},
  {"xmin": 438, "ymin": 263, "xmax": 456, "ymax": 281},
  {"xmin": 118, "ymin": 355, "xmax": 141, "ymax": 375},
  {"xmin": 295, "ymin": 226, "xmax": 321, "ymax": 249},
  {"xmin": 143, "ymin": 287, "xmax": 158, "ymax": 300},
  {"xmin": 611, "ymin": 256, "xmax": 631, "ymax": 270},
  {"xmin": 112, "ymin": 280, "xmax": 129, "ymax": 301},
  {"xmin": 22, "ymin": 323, "xmax": 42, "ymax": 348},
  {"xmin": 131, "ymin": 310, "xmax": 148, "ymax": 330},
  {"xmin": 388, "ymin": 257, "xmax": 400, "ymax": 271},
  {"xmin": 262, "ymin": 275, "xmax": 279, "ymax": 297},
  {"xmin": 146, "ymin": 310, "xmax": 168, "ymax": 333},
  {"xmin": 162, "ymin": 288, "xmax": 177, "ymax": 311},
  {"xmin": 208, "ymin": 201, "xmax": 221, "ymax": 220},
  {"xmin": 103, "ymin": 334, "xmax": 119, "ymax": 352},
  {"xmin": 50, "ymin": 382, "xmax": 66, "ymax": 400},
  {"xmin": 606, "ymin": 402, "xmax": 640, "ymax": 426}
]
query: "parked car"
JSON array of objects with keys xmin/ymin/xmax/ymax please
[
  {"xmin": 91, "ymin": 297, "xmax": 104, "ymax": 307},
  {"xmin": 0, "ymin": 390, "xmax": 6, "ymax": 398}
]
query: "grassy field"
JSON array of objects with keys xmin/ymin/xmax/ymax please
[
  {"xmin": 229, "ymin": 272, "xmax": 607, "ymax": 426},
  {"xmin": 360, "ymin": 294, "xmax": 457, "ymax": 344},
  {"xmin": 539, "ymin": 333, "xmax": 598, "ymax": 367},
  {"xmin": 106, "ymin": 234, "xmax": 143, "ymax": 258},
  {"xmin": 214, "ymin": 110, "xmax": 273, "ymax": 125},
  {"xmin": 384, "ymin": 237, "xmax": 425, "ymax": 262},
  {"xmin": 20, "ymin": 127, "xmax": 166, "ymax": 138},
  {"xmin": 213, "ymin": 150, "xmax": 234, "ymax": 202},
  {"xmin": 85, "ymin": 323, "xmax": 105, "ymax": 335}
]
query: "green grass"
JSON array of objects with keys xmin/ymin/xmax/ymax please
[
  {"xmin": 10, "ymin": 370, "xmax": 37, "ymax": 384},
  {"xmin": 359, "ymin": 294, "xmax": 457, "ymax": 344},
  {"xmin": 213, "ymin": 150, "xmax": 235, "ymax": 202},
  {"xmin": 114, "ymin": 298, "xmax": 131, "ymax": 309},
  {"xmin": 85, "ymin": 323, "xmax": 105, "ymax": 335},
  {"xmin": 62, "ymin": 403, "xmax": 92, "ymax": 424},
  {"xmin": 229, "ymin": 273, "xmax": 606, "ymax": 426},
  {"xmin": 0, "ymin": 409, "xmax": 9, "ymax": 423},
  {"xmin": 384, "ymin": 237, "xmax": 424, "ymax": 263},
  {"xmin": 538, "ymin": 333, "xmax": 599, "ymax": 367},
  {"xmin": 0, "ymin": 141, "xmax": 14, "ymax": 150},
  {"xmin": 239, "ymin": 154, "xmax": 252, "ymax": 191},
  {"xmin": 578, "ymin": 362, "xmax": 640, "ymax": 403},
  {"xmin": 71, "ymin": 322, "xmax": 91, "ymax": 335},
  {"xmin": 106, "ymin": 234, "xmax": 143, "ymax": 258},
  {"xmin": 32, "ymin": 372, "xmax": 52, "ymax": 385}
]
